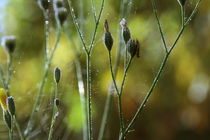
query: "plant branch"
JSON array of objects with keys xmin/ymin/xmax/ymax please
[
  {"xmin": 91, "ymin": 0, "xmax": 97, "ymax": 23},
  {"xmin": 25, "ymin": 28, "xmax": 62, "ymax": 137},
  {"xmin": 151, "ymin": 0, "xmax": 168, "ymax": 53},
  {"xmin": 67, "ymin": 0, "xmax": 88, "ymax": 53},
  {"xmin": 119, "ymin": 0, "xmax": 202, "ymax": 139}
]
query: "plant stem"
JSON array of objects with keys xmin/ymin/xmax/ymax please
[
  {"xmin": 91, "ymin": 0, "xmax": 97, "ymax": 23},
  {"xmin": 10, "ymin": 116, "xmax": 13, "ymax": 140},
  {"xmin": 98, "ymin": 45, "xmax": 121, "ymax": 140},
  {"xmin": 119, "ymin": 1, "xmax": 202, "ymax": 139},
  {"xmin": 14, "ymin": 116, "xmax": 25, "ymax": 140},
  {"xmin": 25, "ymin": 28, "xmax": 62, "ymax": 137},
  {"xmin": 86, "ymin": 54, "xmax": 92, "ymax": 140},
  {"xmin": 151, "ymin": 0, "xmax": 168, "ymax": 53},
  {"xmin": 6, "ymin": 54, "xmax": 13, "ymax": 96},
  {"xmin": 48, "ymin": 84, "xmax": 59, "ymax": 140},
  {"xmin": 44, "ymin": 10, "xmax": 50, "ymax": 61}
]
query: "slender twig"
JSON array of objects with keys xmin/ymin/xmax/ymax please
[
  {"xmin": 98, "ymin": 44, "xmax": 122, "ymax": 140},
  {"xmin": 10, "ymin": 117, "xmax": 14, "ymax": 140},
  {"xmin": 108, "ymin": 52, "xmax": 120, "ymax": 96},
  {"xmin": 98, "ymin": 0, "xmax": 130, "ymax": 139},
  {"xmin": 91, "ymin": 0, "xmax": 97, "ymax": 23},
  {"xmin": 44, "ymin": 10, "xmax": 50, "ymax": 61},
  {"xmin": 6, "ymin": 54, "xmax": 13, "ymax": 96},
  {"xmin": 151, "ymin": 0, "xmax": 168, "ymax": 53},
  {"xmin": 48, "ymin": 84, "xmax": 59, "ymax": 140},
  {"xmin": 14, "ymin": 116, "xmax": 25, "ymax": 140},
  {"xmin": 25, "ymin": 28, "xmax": 62, "ymax": 136},
  {"xmin": 67, "ymin": 0, "xmax": 88, "ymax": 53},
  {"xmin": 88, "ymin": 0, "xmax": 105, "ymax": 54},
  {"xmin": 119, "ymin": 1, "xmax": 202, "ymax": 139},
  {"xmin": 119, "ymin": 58, "xmax": 132, "ymax": 95}
]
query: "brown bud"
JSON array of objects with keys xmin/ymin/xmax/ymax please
[
  {"xmin": 54, "ymin": 0, "xmax": 64, "ymax": 9},
  {"xmin": 54, "ymin": 98, "xmax": 60, "ymax": 107},
  {"xmin": 127, "ymin": 39, "xmax": 140, "ymax": 58},
  {"xmin": 177, "ymin": 0, "xmax": 186, "ymax": 6},
  {"xmin": 54, "ymin": 67, "xmax": 61, "ymax": 83},
  {"xmin": 55, "ymin": 7, "xmax": 68, "ymax": 26},
  {"xmin": 1, "ymin": 36, "xmax": 16, "ymax": 54},
  {"xmin": 104, "ymin": 20, "xmax": 113, "ymax": 51},
  {"xmin": 120, "ymin": 18, "xmax": 131, "ymax": 44},
  {"xmin": 38, "ymin": 0, "xmax": 50, "ymax": 10},
  {"xmin": 6, "ymin": 96, "xmax": 16, "ymax": 116}
]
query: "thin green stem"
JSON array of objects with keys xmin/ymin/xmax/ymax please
[
  {"xmin": 86, "ymin": 54, "xmax": 92, "ymax": 140},
  {"xmin": 67, "ymin": 0, "xmax": 88, "ymax": 53},
  {"xmin": 25, "ymin": 28, "xmax": 62, "ymax": 137},
  {"xmin": 98, "ymin": 45, "xmax": 122, "ymax": 140},
  {"xmin": 151, "ymin": 0, "xmax": 168, "ymax": 53},
  {"xmin": 88, "ymin": 0, "xmax": 105, "ymax": 54},
  {"xmin": 98, "ymin": 0, "xmax": 129, "ymax": 139},
  {"xmin": 181, "ymin": 6, "xmax": 185, "ymax": 27},
  {"xmin": 108, "ymin": 51, "xmax": 124, "ymax": 133},
  {"xmin": 120, "ymin": 1, "xmax": 202, "ymax": 139},
  {"xmin": 6, "ymin": 54, "xmax": 13, "ymax": 96},
  {"xmin": 48, "ymin": 84, "xmax": 59, "ymax": 140},
  {"xmin": 9, "ymin": 129, "xmax": 12, "ymax": 140},
  {"xmin": 91, "ymin": 0, "xmax": 97, "ymax": 23},
  {"xmin": 44, "ymin": 10, "xmax": 50, "ymax": 61},
  {"xmin": 14, "ymin": 116, "xmax": 25, "ymax": 140},
  {"xmin": 108, "ymin": 51, "xmax": 120, "ymax": 95},
  {"xmin": 119, "ymin": 58, "xmax": 132, "ymax": 95}
]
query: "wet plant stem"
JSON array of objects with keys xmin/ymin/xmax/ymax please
[
  {"xmin": 98, "ymin": 45, "xmax": 122, "ymax": 140},
  {"xmin": 119, "ymin": 1, "xmax": 202, "ymax": 139},
  {"xmin": 44, "ymin": 10, "xmax": 50, "ymax": 61},
  {"xmin": 48, "ymin": 84, "xmax": 59, "ymax": 140},
  {"xmin": 6, "ymin": 54, "xmax": 13, "ymax": 96},
  {"xmin": 14, "ymin": 116, "xmax": 25, "ymax": 140},
  {"xmin": 25, "ymin": 28, "xmax": 62, "ymax": 137}
]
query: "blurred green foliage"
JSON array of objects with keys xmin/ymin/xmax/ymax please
[{"xmin": 0, "ymin": 0, "xmax": 210, "ymax": 139}]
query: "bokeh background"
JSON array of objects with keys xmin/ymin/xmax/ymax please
[{"xmin": 0, "ymin": 0, "xmax": 210, "ymax": 139}]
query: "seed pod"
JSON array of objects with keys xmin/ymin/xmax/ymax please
[
  {"xmin": 127, "ymin": 39, "xmax": 140, "ymax": 58},
  {"xmin": 177, "ymin": 0, "xmax": 186, "ymax": 6},
  {"xmin": 54, "ymin": 98, "xmax": 60, "ymax": 107},
  {"xmin": 3, "ymin": 110, "xmax": 12, "ymax": 130},
  {"xmin": 0, "ymin": 88, "xmax": 7, "ymax": 111},
  {"xmin": 120, "ymin": 18, "xmax": 131, "ymax": 44},
  {"xmin": 7, "ymin": 96, "xmax": 16, "ymax": 116},
  {"xmin": 55, "ymin": 7, "xmax": 68, "ymax": 26},
  {"xmin": 54, "ymin": 0, "xmax": 64, "ymax": 8},
  {"xmin": 1, "ymin": 36, "xmax": 16, "ymax": 54},
  {"xmin": 104, "ymin": 20, "xmax": 113, "ymax": 51},
  {"xmin": 37, "ymin": 0, "xmax": 50, "ymax": 10},
  {"xmin": 54, "ymin": 67, "xmax": 61, "ymax": 83}
]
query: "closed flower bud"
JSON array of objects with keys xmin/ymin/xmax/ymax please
[
  {"xmin": 177, "ymin": 0, "xmax": 186, "ymax": 6},
  {"xmin": 54, "ymin": 98, "xmax": 60, "ymax": 107},
  {"xmin": 0, "ymin": 88, "xmax": 7, "ymax": 111},
  {"xmin": 38, "ymin": 0, "xmax": 50, "ymax": 10},
  {"xmin": 127, "ymin": 39, "xmax": 140, "ymax": 58},
  {"xmin": 55, "ymin": 7, "xmax": 68, "ymax": 26},
  {"xmin": 1, "ymin": 36, "xmax": 16, "ymax": 54},
  {"xmin": 3, "ymin": 110, "xmax": 12, "ymax": 129},
  {"xmin": 54, "ymin": 0, "xmax": 64, "ymax": 8},
  {"xmin": 104, "ymin": 20, "xmax": 113, "ymax": 51},
  {"xmin": 120, "ymin": 18, "xmax": 131, "ymax": 44},
  {"xmin": 54, "ymin": 67, "xmax": 61, "ymax": 83},
  {"xmin": 7, "ymin": 96, "xmax": 16, "ymax": 116}
]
